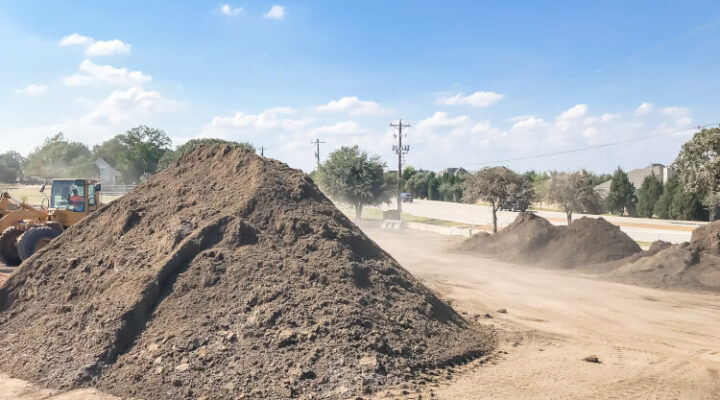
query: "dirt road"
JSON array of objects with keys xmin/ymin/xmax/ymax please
[
  {"xmin": 2, "ymin": 228, "xmax": 719, "ymax": 399},
  {"xmin": 365, "ymin": 228, "xmax": 720, "ymax": 399}
]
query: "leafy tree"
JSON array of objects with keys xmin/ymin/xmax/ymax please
[
  {"xmin": 545, "ymin": 170, "xmax": 602, "ymax": 224},
  {"xmin": 703, "ymin": 192, "xmax": 720, "ymax": 221},
  {"xmin": 636, "ymin": 173, "xmax": 663, "ymax": 218},
  {"xmin": 0, "ymin": 151, "xmax": 24, "ymax": 183},
  {"xmin": 156, "ymin": 138, "xmax": 254, "ymax": 171},
  {"xmin": 655, "ymin": 175, "xmax": 705, "ymax": 220},
  {"xmin": 427, "ymin": 172, "xmax": 439, "ymax": 200},
  {"xmin": 402, "ymin": 166, "xmax": 416, "ymax": 186},
  {"xmin": 315, "ymin": 146, "xmax": 393, "ymax": 220},
  {"xmin": 673, "ymin": 126, "xmax": 720, "ymax": 193},
  {"xmin": 24, "ymin": 133, "xmax": 98, "ymax": 179},
  {"xmin": 606, "ymin": 167, "xmax": 637, "ymax": 216},
  {"xmin": 508, "ymin": 172, "xmax": 536, "ymax": 209},
  {"xmin": 405, "ymin": 170, "xmax": 430, "ymax": 199},
  {"xmin": 461, "ymin": 166, "xmax": 516, "ymax": 233},
  {"xmin": 94, "ymin": 125, "xmax": 172, "ymax": 183}
]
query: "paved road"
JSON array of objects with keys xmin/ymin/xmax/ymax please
[{"xmin": 385, "ymin": 199, "xmax": 705, "ymax": 243}]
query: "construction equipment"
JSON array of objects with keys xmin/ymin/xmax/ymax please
[{"xmin": 0, "ymin": 179, "xmax": 101, "ymax": 266}]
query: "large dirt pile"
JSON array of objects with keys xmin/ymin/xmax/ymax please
[
  {"xmin": 0, "ymin": 146, "xmax": 492, "ymax": 400},
  {"xmin": 458, "ymin": 212, "xmax": 641, "ymax": 268},
  {"xmin": 608, "ymin": 220, "xmax": 720, "ymax": 292}
]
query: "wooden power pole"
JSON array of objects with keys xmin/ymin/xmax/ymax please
[{"xmin": 390, "ymin": 119, "xmax": 410, "ymax": 213}]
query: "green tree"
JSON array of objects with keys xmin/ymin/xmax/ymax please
[
  {"xmin": 427, "ymin": 172, "xmax": 439, "ymax": 200},
  {"xmin": 0, "ymin": 151, "xmax": 25, "ymax": 183},
  {"xmin": 461, "ymin": 166, "xmax": 516, "ymax": 233},
  {"xmin": 156, "ymin": 138, "xmax": 254, "ymax": 171},
  {"xmin": 655, "ymin": 175, "xmax": 705, "ymax": 220},
  {"xmin": 94, "ymin": 125, "xmax": 172, "ymax": 183},
  {"xmin": 546, "ymin": 170, "xmax": 602, "ymax": 224},
  {"xmin": 673, "ymin": 126, "xmax": 720, "ymax": 193},
  {"xmin": 405, "ymin": 170, "xmax": 430, "ymax": 199},
  {"xmin": 606, "ymin": 167, "xmax": 637, "ymax": 216},
  {"xmin": 315, "ymin": 146, "xmax": 393, "ymax": 220},
  {"xmin": 636, "ymin": 173, "xmax": 663, "ymax": 218},
  {"xmin": 508, "ymin": 172, "xmax": 536, "ymax": 210},
  {"xmin": 24, "ymin": 133, "xmax": 97, "ymax": 179}
]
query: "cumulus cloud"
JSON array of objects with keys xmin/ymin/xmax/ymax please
[
  {"xmin": 87, "ymin": 39, "xmax": 131, "ymax": 56},
  {"xmin": 417, "ymin": 112, "xmax": 470, "ymax": 129},
  {"xmin": 264, "ymin": 5, "xmax": 285, "ymax": 19},
  {"xmin": 59, "ymin": 33, "xmax": 130, "ymax": 56},
  {"xmin": 81, "ymin": 86, "xmax": 179, "ymax": 125},
  {"xmin": 63, "ymin": 60, "xmax": 152, "ymax": 86},
  {"xmin": 14, "ymin": 84, "xmax": 48, "ymax": 96},
  {"xmin": 202, "ymin": 107, "xmax": 314, "ymax": 138},
  {"xmin": 309, "ymin": 121, "xmax": 364, "ymax": 137},
  {"xmin": 438, "ymin": 91, "xmax": 504, "ymax": 108},
  {"xmin": 220, "ymin": 4, "xmax": 243, "ymax": 16},
  {"xmin": 635, "ymin": 102, "xmax": 654, "ymax": 116},
  {"xmin": 317, "ymin": 96, "xmax": 389, "ymax": 115},
  {"xmin": 59, "ymin": 33, "xmax": 93, "ymax": 46}
]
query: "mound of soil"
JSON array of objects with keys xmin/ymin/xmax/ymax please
[
  {"xmin": 458, "ymin": 212, "xmax": 641, "ymax": 269},
  {"xmin": 0, "ymin": 146, "xmax": 492, "ymax": 400},
  {"xmin": 608, "ymin": 221, "xmax": 720, "ymax": 292},
  {"xmin": 457, "ymin": 212, "xmax": 557, "ymax": 264}
]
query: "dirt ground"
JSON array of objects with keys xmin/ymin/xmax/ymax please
[{"xmin": 2, "ymin": 228, "xmax": 720, "ymax": 399}]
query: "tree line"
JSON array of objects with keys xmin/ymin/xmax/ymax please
[
  {"xmin": 0, "ymin": 126, "xmax": 253, "ymax": 185},
  {"xmin": 313, "ymin": 126, "xmax": 720, "ymax": 229}
]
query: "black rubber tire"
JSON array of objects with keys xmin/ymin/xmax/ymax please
[
  {"xmin": 46, "ymin": 221, "xmax": 64, "ymax": 233},
  {"xmin": 17, "ymin": 226, "xmax": 60, "ymax": 262},
  {"xmin": 0, "ymin": 227, "xmax": 23, "ymax": 266}
]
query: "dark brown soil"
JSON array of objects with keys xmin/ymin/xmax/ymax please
[
  {"xmin": 608, "ymin": 221, "xmax": 720, "ymax": 292},
  {"xmin": 458, "ymin": 212, "xmax": 641, "ymax": 269},
  {"xmin": 0, "ymin": 146, "xmax": 493, "ymax": 400}
]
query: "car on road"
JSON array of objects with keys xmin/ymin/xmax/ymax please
[{"xmin": 401, "ymin": 192, "xmax": 413, "ymax": 203}]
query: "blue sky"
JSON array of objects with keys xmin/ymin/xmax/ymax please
[{"xmin": 2, "ymin": 1, "xmax": 720, "ymax": 173}]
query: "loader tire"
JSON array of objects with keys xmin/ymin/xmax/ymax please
[
  {"xmin": 0, "ymin": 227, "xmax": 23, "ymax": 266},
  {"xmin": 18, "ymin": 226, "xmax": 60, "ymax": 262}
]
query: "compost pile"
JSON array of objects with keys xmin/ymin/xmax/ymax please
[
  {"xmin": 608, "ymin": 220, "xmax": 720, "ymax": 292},
  {"xmin": 0, "ymin": 145, "xmax": 492, "ymax": 400},
  {"xmin": 458, "ymin": 212, "xmax": 641, "ymax": 268}
]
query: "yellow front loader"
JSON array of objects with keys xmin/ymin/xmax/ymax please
[{"xmin": 0, "ymin": 179, "xmax": 101, "ymax": 266}]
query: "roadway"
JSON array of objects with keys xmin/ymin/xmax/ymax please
[{"xmin": 385, "ymin": 199, "xmax": 705, "ymax": 244}]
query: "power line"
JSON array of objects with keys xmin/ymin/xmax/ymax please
[
  {"xmin": 390, "ymin": 119, "xmax": 410, "ymax": 213},
  {"xmin": 430, "ymin": 123, "xmax": 716, "ymax": 169},
  {"xmin": 310, "ymin": 139, "xmax": 325, "ymax": 170}
]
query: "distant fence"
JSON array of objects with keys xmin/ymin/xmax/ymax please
[{"xmin": 101, "ymin": 185, "xmax": 137, "ymax": 197}]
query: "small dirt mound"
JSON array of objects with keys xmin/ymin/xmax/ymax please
[
  {"xmin": 543, "ymin": 217, "xmax": 641, "ymax": 268},
  {"xmin": 458, "ymin": 213, "xmax": 641, "ymax": 269},
  {"xmin": 457, "ymin": 212, "xmax": 557, "ymax": 264},
  {"xmin": 0, "ymin": 146, "xmax": 493, "ymax": 399},
  {"xmin": 608, "ymin": 221, "xmax": 720, "ymax": 292}
]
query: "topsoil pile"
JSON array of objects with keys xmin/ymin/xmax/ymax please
[
  {"xmin": 608, "ymin": 220, "xmax": 720, "ymax": 292},
  {"xmin": 0, "ymin": 146, "xmax": 492, "ymax": 399},
  {"xmin": 458, "ymin": 212, "xmax": 641, "ymax": 268}
]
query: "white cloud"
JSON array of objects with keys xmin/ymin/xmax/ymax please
[
  {"xmin": 202, "ymin": 107, "xmax": 314, "ymax": 138},
  {"xmin": 59, "ymin": 33, "xmax": 130, "ymax": 56},
  {"xmin": 264, "ymin": 4, "xmax": 285, "ymax": 19},
  {"xmin": 438, "ymin": 91, "xmax": 504, "ymax": 108},
  {"xmin": 60, "ymin": 33, "xmax": 93, "ymax": 46},
  {"xmin": 309, "ymin": 121, "xmax": 364, "ymax": 137},
  {"xmin": 63, "ymin": 60, "xmax": 152, "ymax": 87},
  {"xmin": 87, "ymin": 39, "xmax": 131, "ymax": 56},
  {"xmin": 635, "ymin": 102, "xmax": 654, "ymax": 116},
  {"xmin": 417, "ymin": 112, "xmax": 470, "ymax": 129},
  {"xmin": 221, "ymin": 4, "xmax": 243, "ymax": 16},
  {"xmin": 14, "ymin": 84, "xmax": 48, "ymax": 96},
  {"xmin": 511, "ymin": 116, "xmax": 546, "ymax": 130},
  {"xmin": 556, "ymin": 104, "xmax": 588, "ymax": 121},
  {"xmin": 80, "ymin": 86, "xmax": 178, "ymax": 125},
  {"xmin": 317, "ymin": 96, "xmax": 389, "ymax": 115}
]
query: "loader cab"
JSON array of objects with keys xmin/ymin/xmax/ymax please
[{"xmin": 46, "ymin": 179, "xmax": 101, "ymax": 227}]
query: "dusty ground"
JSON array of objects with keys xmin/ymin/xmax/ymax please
[
  {"xmin": 363, "ymin": 228, "xmax": 720, "ymax": 399},
  {"xmin": 2, "ymin": 228, "xmax": 720, "ymax": 399}
]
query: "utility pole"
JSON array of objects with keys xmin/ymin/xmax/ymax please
[
  {"xmin": 390, "ymin": 119, "xmax": 410, "ymax": 213},
  {"xmin": 259, "ymin": 146, "xmax": 266, "ymax": 157},
  {"xmin": 310, "ymin": 139, "xmax": 325, "ymax": 170}
]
